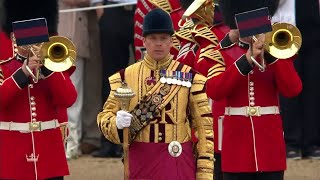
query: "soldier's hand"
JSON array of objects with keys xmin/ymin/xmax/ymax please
[
  {"xmin": 116, "ymin": 110, "xmax": 133, "ymax": 129},
  {"xmin": 246, "ymin": 35, "xmax": 265, "ymax": 65},
  {"xmin": 21, "ymin": 55, "xmax": 42, "ymax": 77}
]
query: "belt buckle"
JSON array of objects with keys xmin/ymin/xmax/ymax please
[
  {"xmin": 168, "ymin": 141, "xmax": 182, "ymax": 157},
  {"xmin": 29, "ymin": 122, "xmax": 41, "ymax": 131},
  {"xmin": 247, "ymin": 106, "xmax": 260, "ymax": 116}
]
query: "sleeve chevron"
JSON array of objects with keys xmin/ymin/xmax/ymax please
[
  {"xmin": 207, "ymin": 63, "xmax": 226, "ymax": 79},
  {"xmin": 191, "ymin": 25, "xmax": 219, "ymax": 46},
  {"xmin": 198, "ymin": 45, "xmax": 225, "ymax": 65}
]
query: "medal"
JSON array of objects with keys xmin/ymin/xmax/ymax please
[
  {"xmin": 186, "ymin": 81, "xmax": 192, "ymax": 88},
  {"xmin": 176, "ymin": 71, "xmax": 182, "ymax": 86},
  {"xmin": 171, "ymin": 71, "xmax": 177, "ymax": 85},
  {"xmin": 160, "ymin": 77, "xmax": 167, "ymax": 84},
  {"xmin": 185, "ymin": 73, "xmax": 192, "ymax": 88},
  {"xmin": 160, "ymin": 69, "xmax": 167, "ymax": 84},
  {"xmin": 166, "ymin": 71, "xmax": 172, "ymax": 84}
]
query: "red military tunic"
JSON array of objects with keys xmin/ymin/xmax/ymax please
[
  {"xmin": 189, "ymin": 23, "xmax": 229, "ymax": 153},
  {"xmin": 206, "ymin": 36, "xmax": 302, "ymax": 172},
  {"xmin": 0, "ymin": 37, "xmax": 77, "ymax": 180}
]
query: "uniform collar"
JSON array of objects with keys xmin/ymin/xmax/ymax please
[{"xmin": 142, "ymin": 53, "xmax": 173, "ymax": 70}]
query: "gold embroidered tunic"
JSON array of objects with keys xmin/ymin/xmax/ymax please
[{"xmin": 97, "ymin": 53, "xmax": 214, "ymax": 179}]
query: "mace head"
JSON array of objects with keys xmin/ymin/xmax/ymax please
[{"xmin": 114, "ymin": 81, "xmax": 136, "ymax": 100}]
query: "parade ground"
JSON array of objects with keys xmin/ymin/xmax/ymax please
[{"xmin": 65, "ymin": 156, "xmax": 320, "ymax": 180}]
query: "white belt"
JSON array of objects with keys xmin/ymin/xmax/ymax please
[
  {"xmin": 0, "ymin": 119, "xmax": 60, "ymax": 132},
  {"xmin": 225, "ymin": 106, "xmax": 280, "ymax": 116}
]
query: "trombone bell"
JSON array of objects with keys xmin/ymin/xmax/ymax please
[
  {"xmin": 265, "ymin": 23, "xmax": 302, "ymax": 59},
  {"xmin": 40, "ymin": 36, "xmax": 76, "ymax": 72}
]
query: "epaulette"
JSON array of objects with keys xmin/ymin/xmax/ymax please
[
  {"xmin": 175, "ymin": 19, "xmax": 195, "ymax": 43},
  {"xmin": 191, "ymin": 24, "xmax": 219, "ymax": 47},
  {"xmin": 148, "ymin": 0, "xmax": 173, "ymax": 13},
  {"xmin": 175, "ymin": 29, "xmax": 194, "ymax": 43},
  {"xmin": 198, "ymin": 44, "xmax": 225, "ymax": 64},
  {"xmin": 206, "ymin": 50, "xmax": 226, "ymax": 80}
]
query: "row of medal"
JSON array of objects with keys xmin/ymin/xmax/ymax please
[{"xmin": 159, "ymin": 69, "xmax": 193, "ymax": 88}]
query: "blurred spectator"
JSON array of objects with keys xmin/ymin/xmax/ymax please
[
  {"xmin": 90, "ymin": 0, "xmax": 136, "ymax": 158},
  {"xmin": 58, "ymin": 0, "xmax": 101, "ymax": 159},
  {"xmin": 279, "ymin": 0, "xmax": 320, "ymax": 159}
]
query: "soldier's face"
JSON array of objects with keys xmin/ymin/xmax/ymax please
[{"xmin": 143, "ymin": 33, "xmax": 172, "ymax": 61}]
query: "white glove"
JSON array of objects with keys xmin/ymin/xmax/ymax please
[{"xmin": 116, "ymin": 110, "xmax": 133, "ymax": 129}]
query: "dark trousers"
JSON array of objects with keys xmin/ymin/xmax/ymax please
[
  {"xmin": 46, "ymin": 177, "xmax": 64, "ymax": 180},
  {"xmin": 280, "ymin": 46, "xmax": 320, "ymax": 154},
  {"xmin": 214, "ymin": 152, "xmax": 223, "ymax": 180},
  {"xmin": 223, "ymin": 171, "xmax": 284, "ymax": 180},
  {"xmin": 98, "ymin": 3, "xmax": 135, "ymax": 151}
]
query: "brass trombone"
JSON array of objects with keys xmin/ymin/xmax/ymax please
[
  {"xmin": 26, "ymin": 36, "xmax": 76, "ymax": 83},
  {"xmin": 264, "ymin": 22, "xmax": 302, "ymax": 59},
  {"xmin": 251, "ymin": 22, "xmax": 302, "ymax": 71}
]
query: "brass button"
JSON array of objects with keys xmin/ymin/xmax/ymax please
[
  {"xmin": 249, "ymin": 108, "xmax": 257, "ymax": 115},
  {"xmin": 158, "ymin": 137, "xmax": 162, "ymax": 141},
  {"xmin": 158, "ymin": 132, "xmax": 162, "ymax": 136}
]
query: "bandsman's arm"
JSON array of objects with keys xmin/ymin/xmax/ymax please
[
  {"xmin": 41, "ymin": 67, "xmax": 77, "ymax": 108},
  {"xmin": 0, "ymin": 65, "xmax": 29, "ymax": 110},
  {"xmin": 206, "ymin": 50, "xmax": 251, "ymax": 100},
  {"xmin": 264, "ymin": 54, "xmax": 302, "ymax": 97},
  {"xmin": 188, "ymin": 74, "xmax": 214, "ymax": 179},
  {"xmin": 97, "ymin": 73, "xmax": 122, "ymax": 144}
]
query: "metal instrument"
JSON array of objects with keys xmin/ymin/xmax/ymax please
[
  {"xmin": 114, "ymin": 82, "xmax": 135, "ymax": 180},
  {"xmin": 250, "ymin": 22, "xmax": 302, "ymax": 71},
  {"xmin": 264, "ymin": 22, "xmax": 302, "ymax": 59},
  {"xmin": 182, "ymin": 0, "xmax": 215, "ymax": 26},
  {"xmin": 26, "ymin": 36, "xmax": 76, "ymax": 83}
]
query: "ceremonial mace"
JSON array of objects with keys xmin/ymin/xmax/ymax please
[{"xmin": 114, "ymin": 81, "xmax": 135, "ymax": 180}]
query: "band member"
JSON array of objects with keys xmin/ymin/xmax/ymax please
[
  {"xmin": 177, "ymin": 1, "xmax": 229, "ymax": 179},
  {"xmin": 98, "ymin": 8, "xmax": 214, "ymax": 179},
  {"xmin": 0, "ymin": 0, "xmax": 77, "ymax": 180},
  {"xmin": 206, "ymin": 0, "xmax": 302, "ymax": 179}
]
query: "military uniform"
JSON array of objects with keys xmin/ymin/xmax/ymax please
[
  {"xmin": 0, "ymin": 51, "xmax": 76, "ymax": 180},
  {"xmin": 98, "ymin": 53, "xmax": 214, "ymax": 179},
  {"xmin": 207, "ymin": 0, "xmax": 302, "ymax": 178},
  {"xmin": 0, "ymin": 1, "xmax": 77, "ymax": 179}
]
